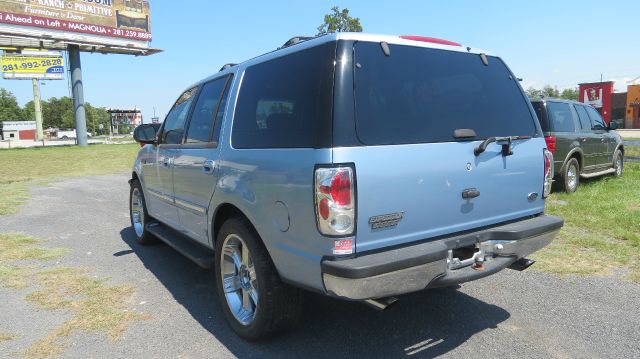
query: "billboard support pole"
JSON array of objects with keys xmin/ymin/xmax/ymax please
[
  {"xmin": 31, "ymin": 78, "xmax": 44, "ymax": 141},
  {"xmin": 68, "ymin": 45, "xmax": 88, "ymax": 147}
]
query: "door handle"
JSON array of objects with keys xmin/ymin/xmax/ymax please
[
  {"xmin": 580, "ymin": 138, "xmax": 587, "ymax": 142},
  {"xmin": 601, "ymin": 138, "xmax": 605, "ymax": 142},
  {"xmin": 202, "ymin": 160, "xmax": 215, "ymax": 174},
  {"xmin": 163, "ymin": 158, "xmax": 173, "ymax": 167}
]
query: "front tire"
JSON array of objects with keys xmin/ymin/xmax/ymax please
[
  {"xmin": 129, "ymin": 179, "xmax": 155, "ymax": 244},
  {"xmin": 613, "ymin": 150, "xmax": 623, "ymax": 178},
  {"xmin": 215, "ymin": 217, "xmax": 302, "ymax": 341},
  {"xmin": 561, "ymin": 158, "xmax": 580, "ymax": 193}
]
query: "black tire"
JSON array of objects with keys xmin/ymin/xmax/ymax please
[
  {"xmin": 129, "ymin": 179, "xmax": 155, "ymax": 244},
  {"xmin": 613, "ymin": 150, "xmax": 623, "ymax": 178},
  {"xmin": 560, "ymin": 158, "xmax": 580, "ymax": 193},
  {"xmin": 215, "ymin": 217, "xmax": 302, "ymax": 341}
]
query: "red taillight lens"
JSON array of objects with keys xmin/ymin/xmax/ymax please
[
  {"xmin": 330, "ymin": 171, "xmax": 351, "ymax": 206},
  {"xmin": 319, "ymin": 199, "xmax": 330, "ymax": 220},
  {"xmin": 544, "ymin": 136, "xmax": 556, "ymax": 154},
  {"xmin": 399, "ymin": 35, "xmax": 462, "ymax": 47}
]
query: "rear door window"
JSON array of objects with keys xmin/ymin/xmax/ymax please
[
  {"xmin": 232, "ymin": 43, "xmax": 335, "ymax": 149},
  {"xmin": 353, "ymin": 42, "xmax": 537, "ymax": 145},
  {"xmin": 586, "ymin": 106, "xmax": 606, "ymax": 130},
  {"xmin": 185, "ymin": 75, "xmax": 231, "ymax": 144},
  {"xmin": 574, "ymin": 105, "xmax": 592, "ymax": 130},
  {"xmin": 546, "ymin": 102, "xmax": 576, "ymax": 132}
]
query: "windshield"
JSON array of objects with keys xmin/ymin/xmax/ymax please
[{"xmin": 353, "ymin": 42, "xmax": 538, "ymax": 145}]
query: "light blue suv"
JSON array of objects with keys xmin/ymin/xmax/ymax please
[{"xmin": 130, "ymin": 33, "xmax": 564, "ymax": 340}]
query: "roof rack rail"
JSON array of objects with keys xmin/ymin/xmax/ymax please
[
  {"xmin": 219, "ymin": 63, "xmax": 237, "ymax": 71},
  {"xmin": 280, "ymin": 36, "xmax": 314, "ymax": 49}
]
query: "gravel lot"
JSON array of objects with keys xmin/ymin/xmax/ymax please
[{"xmin": 1, "ymin": 174, "xmax": 639, "ymax": 358}]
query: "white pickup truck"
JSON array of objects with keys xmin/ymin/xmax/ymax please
[{"xmin": 56, "ymin": 130, "xmax": 92, "ymax": 140}]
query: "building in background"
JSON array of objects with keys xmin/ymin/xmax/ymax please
[
  {"xmin": 626, "ymin": 85, "xmax": 640, "ymax": 129},
  {"xmin": 107, "ymin": 108, "xmax": 143, "ymax": 135},
  {"xmin": 1, "ymin": 121, "xmax": 36, "ymax": 140}
]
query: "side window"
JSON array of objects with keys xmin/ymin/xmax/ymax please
[
  {"xmin": 586, "ymin": 106, "xmax": 606, "ymax": 130},
  {"xmin": 546, "ymin": 102, "xmax": 576, "ymax": 132},
  {"xmin": 232, "ymin": 43, "xmax": 335, "ymax": 149},
  {"xmin": 211, "ymin": 79, "xmax": 233, "ymax": 144},
  {"xmin": 185, "ymin": 76, "xmax": 230, "ymax": 144},
  {"xmin": 162, "ymin": 88, "xmax": 197, "ymax": 144},
  {"xmin": 574, "ymin": 105, "xmax": 592, "ymax": 131}
]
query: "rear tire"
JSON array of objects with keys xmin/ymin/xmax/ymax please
[
  {"xmin": 215, "ymin": 217, "xmax": 302, "ymax": 341},
  {"xmin": 613, "ymin": 150, "xmax": 623, "ymax": 178},
  {"xmin": 129, "ymin": 179, "xmax": 155, "ymax": 244},
  {"xmin": 561, "ymin": 158, "xmax": 580, "ymax": 193}
]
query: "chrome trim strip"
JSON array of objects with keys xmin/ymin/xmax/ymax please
[
  {"xmin": 146, "ymin": 188, "xmax": 173, "ymax": 204},
  {"xmin": 174, "ymin": 198, "xmax": 206, "ymax": 215}
]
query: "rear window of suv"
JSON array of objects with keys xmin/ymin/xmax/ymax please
[{"xmin": 353, "ymin": 42, "xmax": 537, "ymax": 145}]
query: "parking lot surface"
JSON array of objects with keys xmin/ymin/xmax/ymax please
[{"xmin": 0, "ymin": 174, "xmax": 639, "ymax": 358}]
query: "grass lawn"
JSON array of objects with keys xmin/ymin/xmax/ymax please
[
  {"xmin": 626, "ymin": 146, "xmax": 640, "ymax": 157},
  {"xmin": 0, "ymin": 144, "xmax": 139, "ymax": 215},
  {"xmin": 534, "ymin": 163, "xmax": 640, "ymax": 282}
]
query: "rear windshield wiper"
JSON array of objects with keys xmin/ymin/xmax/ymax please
[{"xmin": 474, "ymin": 136, "xmax": 531, "ymax": 157}]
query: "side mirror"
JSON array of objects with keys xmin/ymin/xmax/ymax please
[
  {"xmin": 133, "ymin": 124, "xmax": 158, "ymax": 144},
  {"xmin": 608, "ymin": 121, "xmax": 618, "ymax": 131}
]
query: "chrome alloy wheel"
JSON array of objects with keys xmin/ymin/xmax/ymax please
[
  {"xmin": 220, "ymin": 234, "xmax": 258, "ymax": 326},
  {"xmin": 130, "ymin": 187, "xmax": 145, "ymax": 238},
  {"xmin": 567, "ymin": 163, "xmax": 578, "ymax": 192},
  {"xmin": 615, "ymin": 155, "xmax": 623, "ymax": 176}
]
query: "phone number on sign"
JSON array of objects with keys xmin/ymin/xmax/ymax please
[
  {"xmin": 112, "ymin": 29, "xmax": 152, "ymax": 40},
  {"xmin": 2, "ymin": 59, "xmax": 63, "ymax": 72}
]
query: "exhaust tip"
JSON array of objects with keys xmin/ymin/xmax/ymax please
[{"xmin": 508, "ymin": 258, "xmax": 536, "ymax": 272}]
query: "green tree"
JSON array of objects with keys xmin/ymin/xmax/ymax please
[
  {"xmin": 560, "ymin": 88, "xmax": 579, "ymax": 101},
  {"xmin": 317, "ymin": 6, "xmax": 363, "ymax": 35},
  {"xmin": 0, "ymin": 88, "xmax": 25, "ymax": 121},
  {"xmin": 41, "ymin": 96, "xmax": 74, "ymax": 129}
]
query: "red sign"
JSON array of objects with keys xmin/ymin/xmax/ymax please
[{"xmin": 579, "ymin": 82, "xmax": 614, "ymax": 124}]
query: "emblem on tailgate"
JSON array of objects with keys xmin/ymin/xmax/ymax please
[{"xmin": 369, "ymin": 212, "xmax": 404, "ymax": 230}]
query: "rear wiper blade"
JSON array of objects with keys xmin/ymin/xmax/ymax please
[{"xmin": 474, "ymin": 136, "xmax": 531, "ymax": 156}]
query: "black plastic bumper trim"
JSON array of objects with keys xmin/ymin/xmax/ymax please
[{"xmin": 321, "ymin": 215, "xmax": 563, "ymax": 279}]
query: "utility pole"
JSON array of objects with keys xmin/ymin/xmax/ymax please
[
  {"xmin": 68, "ymin": 45, "xmax": 88, "ymax": 147},
  {"xmin": 31, "ymin": 78, "xmax": 44, "ymax": 141}
]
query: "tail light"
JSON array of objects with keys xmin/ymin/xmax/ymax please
[
  {"xmin": 315, "ymin": 166, "xmax": 356, "ymax": 237},
  {"xmin": 543, "ymin": 149, "xmax": 554, "ymax": 198},
  {"xmin": 544, "ymin": 136, "xmax": 556, "ymax": 154}
]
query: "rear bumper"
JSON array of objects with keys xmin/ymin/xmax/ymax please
[{"xmin": 321, "ymin": 215, "xmax": 563, "ymax": 300}]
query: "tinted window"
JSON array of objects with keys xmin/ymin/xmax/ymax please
[
  {"xmin": 354, "ymin": 43, "xmax": 537, "ymax": 145},
  {"xmin": 185, "ymin": 76, "xmax": 230, "ymax": 144},
  {"xmin": 232, "ymin": 43, "xmax": 335, "ymax": 148},
  {"xmin": 546, "ymin": 102, "xmax": 576, "ymax": 132},
  {"xmin": 574, "ymin": 105, "xmax": 592, "ymax": 130},
  {"xmin": 532, "ymin": 101, "xmax": 550, "ymax": 132},
  {"xmin": 586, "ymin": 106, "xmax": 606, "ymax": 130},
  {"xmin": 162, "ymin": 88, "xmax": 197, "ymax": 144}
]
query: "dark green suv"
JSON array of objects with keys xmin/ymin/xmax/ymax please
[{"xmin": 531, "ymin": 99, "xmax": 624, "ymax": 193}]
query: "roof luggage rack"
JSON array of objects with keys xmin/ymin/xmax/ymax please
[
  {"xmin": 219, "ymin": 63, "xmax": 237, "ymax": 71},
  {"xmin": 280, "ymin": 36, "xmax": 314, "ymax": 49}
]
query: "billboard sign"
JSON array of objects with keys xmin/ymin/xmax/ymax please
[
  {"xmin": 1, "ymin": 50, "xmax": 64, "ymax": 79},
  {"xmin": 0, "ymin": 0, "xmax": 152, "ymax": 46},
  {"xmin": 579, "ymin": 82, "xmax": 614, "ymax": 124}
]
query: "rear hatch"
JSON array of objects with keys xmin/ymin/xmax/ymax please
[{"xmin": 333, "ymin": 40, "xmax": 546, "ymax": 253}]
